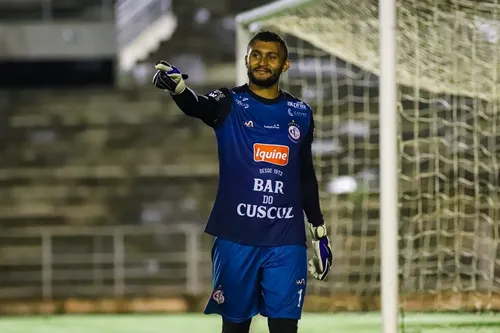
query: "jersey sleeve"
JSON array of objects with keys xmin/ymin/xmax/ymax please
[
  {"xmin": 171, "ymin": 87, "xmax": 232, "ymax": 127},
  {"xmin": 300, "ymin": 113, "xmax": 324, "ymax": 227}
]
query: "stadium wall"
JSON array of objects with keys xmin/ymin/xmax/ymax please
[{"xmin": 2, "ymin": 293, "xmax": 500, "ymax": 316}]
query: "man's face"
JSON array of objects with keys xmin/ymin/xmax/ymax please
[{"xmin": 246, "ymin": 40, "xmax": 290, "ymax": 88}]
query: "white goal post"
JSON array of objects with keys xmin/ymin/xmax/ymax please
[{"xmin": 236, "ymin": 1, "xmax": 399, "ymax": 332}]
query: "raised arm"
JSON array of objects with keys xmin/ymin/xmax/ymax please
[
  {"xmin": 172, "ymin": 88, "xmax": 232, "ymax": 127},
  {"xmin": 152, "ymin": 61, "xmax": 232, "ymax": 127}
]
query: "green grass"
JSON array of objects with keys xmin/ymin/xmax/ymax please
[{"xmin": 0, "ymin": 312, "xmax": 499, "ymax": 333}]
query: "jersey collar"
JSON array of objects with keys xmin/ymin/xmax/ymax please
[{"xmin": 243, "ymin": 84, "xmax": 285, "ymax": 105}]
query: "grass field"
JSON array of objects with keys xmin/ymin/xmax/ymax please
[{"xmin": 1, "ymin": 313, "xmax": 500, "ymax": 333}]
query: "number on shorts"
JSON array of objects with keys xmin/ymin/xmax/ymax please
[{"xmin": 297, "ymin": 289, "xmax": 303, "ymax": 307}]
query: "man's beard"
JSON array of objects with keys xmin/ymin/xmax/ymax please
[{"xmin": 247, "ymin": 67, "xmax": 281, "ymax": 88}]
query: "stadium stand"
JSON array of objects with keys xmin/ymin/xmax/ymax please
[{"xmin": 0, "ymin": 86, "xmax": 218, "ymax": 229}]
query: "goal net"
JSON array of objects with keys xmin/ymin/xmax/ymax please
[{"xmin": 237, "ymin": 0, "xmax": 500, "ymax": 312}]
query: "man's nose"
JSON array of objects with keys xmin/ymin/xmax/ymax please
[{"xmin": 257, "ymin": 57, "xmax": 268, "ymax": 66}]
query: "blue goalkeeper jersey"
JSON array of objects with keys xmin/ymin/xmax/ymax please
[{"xmin": 172, "ymin": 84, "xmax": 323, "ymax": 247}]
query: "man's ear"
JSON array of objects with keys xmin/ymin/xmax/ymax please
[{"xmin": 281, "ymin": 59, "xmax": 291, "ymax": 73}]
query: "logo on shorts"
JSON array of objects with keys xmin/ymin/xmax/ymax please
[
  {"xmin": 296, "ymin": 278, "xmax": 306, "ymax": 286},
  {"xmin": 212, "ymin": 286, "xmax": 225, "ymax": 304},
  {"xmin": 253, "ymin": 143, "xmax": 289, "ymax": 166}
]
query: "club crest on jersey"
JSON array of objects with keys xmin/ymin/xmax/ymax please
[{"xmin": 288, "ymin": 121, "xmax": 301, "ymax": 143}]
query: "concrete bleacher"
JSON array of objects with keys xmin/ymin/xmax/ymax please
[{"xmin": 0, "ymin": 87, "xmax": 219, "ymax": 229}]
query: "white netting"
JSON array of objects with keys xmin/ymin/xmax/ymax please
[
  {"xmin": 257, "ymin": 0, "xmax": 500, "ymax": 101},
  {"xmin": 243, "ymin": 0, "xmax": 500, "ymax": 309}
]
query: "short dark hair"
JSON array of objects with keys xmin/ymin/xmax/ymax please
[{"xmin": 247, "ymin": 30, "xmax": 289, "ymax": 60}]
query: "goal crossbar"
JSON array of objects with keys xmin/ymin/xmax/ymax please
[{"xmin": 235, "ymin": 0, "xmax": 320, "ymax": 28}]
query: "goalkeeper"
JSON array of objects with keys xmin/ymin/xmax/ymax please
[{"xmin": 153, "ymin": 31, "xmax": 332, "ymax": 333}]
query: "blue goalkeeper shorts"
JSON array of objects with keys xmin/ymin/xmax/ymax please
[{"xmin": 203, "ymin": 238, "xmax": 308, "ymax": 323}]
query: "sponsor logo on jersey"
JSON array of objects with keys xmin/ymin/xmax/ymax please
[
  {"xmin": 287, "ymin": 101, "xmax": 308, "ymax": 118},
  {"xmin": 288, "ymin": 108, "xmax": 308, "ymax": 118},
  {"xmin": 287, "ymin": 101, "xmax": 307, "ymax": 110},
  {"xmin": 236, "ymin": 203, "xmax": 294, "ymax": 219},
  {"xmin": 236, "ymin": 177, "xmax": 294, "ymax": 220},
  {"xmin": 236, "ymin": 98, "xmax": 249, "ymax": 108},
  {"xmin": 253, "ymin": 143, "xmax": 289, "ymax": 166},
  {"xmin": 208, "ymin": 90, "xmax": 225, "ymax": 101},
  {"xmin": 244, "ymin": 120, "xmax": 254, "ymax": 127}
]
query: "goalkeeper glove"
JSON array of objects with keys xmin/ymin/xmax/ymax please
[
  {"xmin": 308, "ymin": 223, "xmax": 333, "ymax": 281},
  {"xmin": 152, "ymin": 61, "xmax": 188, "ymax": 95}
]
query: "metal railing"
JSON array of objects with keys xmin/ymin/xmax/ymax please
[{"xmin": 0, "ymin": 224, "xmax": 209, "ymax": 300}]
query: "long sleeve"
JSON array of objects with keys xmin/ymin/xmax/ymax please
[
  {"xmin": 300, "ymin": 115, "xmax": 324, "ymax": 226},
  {"xmin": 171, "ymin": 87, "xmax": 232, "ymax": 127}
]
